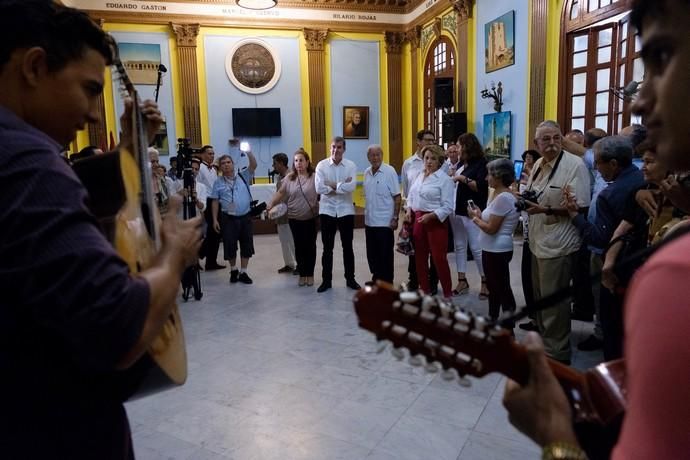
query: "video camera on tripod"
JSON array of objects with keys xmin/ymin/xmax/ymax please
[{"xmin": 176, "ymin": 138, "xmax": 201, "ymax": 219}]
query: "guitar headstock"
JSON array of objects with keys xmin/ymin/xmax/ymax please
[
  {"xmin": 107, "ymin": 35, "xmax": 137, "ymax": 101},
  {"xmin": 354, "ymin": 282, "xmax": 530, "ymax": 384}
]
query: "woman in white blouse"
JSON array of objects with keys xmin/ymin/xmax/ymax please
[
  {"xmin": 405, "ymin": 145, "xmax": 455, "ymax": 299},
  {"xmin": 468, "ymin": 159, "xmax": 520, "ymax": 321}
]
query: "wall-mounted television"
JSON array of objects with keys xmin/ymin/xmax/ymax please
[{"xmin": 232, "ymin": 108, "xmax": 282, "ymax": 137}]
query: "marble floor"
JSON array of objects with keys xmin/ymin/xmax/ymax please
[{"xmin": 126, "ymin": 229, "xmax": 602, "ymax": 460}]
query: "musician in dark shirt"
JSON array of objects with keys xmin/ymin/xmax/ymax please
[{"xmin": 0, "ymin": 2, "xmax": 202, "ymax": 458}]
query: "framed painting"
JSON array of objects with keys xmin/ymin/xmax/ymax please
[
  {"xmin": 118, "ymin": 42, "xmax": 162, "ymax": 85},
  {"xmin": 343, "ymin": 106, "xmax": 369, "ymax": 139},
  {"xmin": 485, "ymin": 11, "xmax": 515, "ymax": 73},
  {"xmin": 483, "ymin": 111, "xmax": 512, "ymax": 159}
]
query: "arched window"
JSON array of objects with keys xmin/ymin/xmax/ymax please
[
  {"xmin": 423, "ymin": 36, "xmax": 456, "ymax": 141},
  {"xmin": 559, "ymin": 0, "xmax": 642, "ymax": 134}
]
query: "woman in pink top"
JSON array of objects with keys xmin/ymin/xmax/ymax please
[{"xmin": 267, "ymin": 149, "xmax": 319, "ymax": 287}]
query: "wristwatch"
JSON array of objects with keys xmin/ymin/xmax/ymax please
[{"xmin": 545, "ymin": 206, "xmax": 554, "ymax": 215}]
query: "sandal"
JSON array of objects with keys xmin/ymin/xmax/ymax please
[
  {"xmin": 306, "ymin": 276, "xmax": 314, "ymax": 286},
  {"xmin": 479, "ymin": 280, "xmax": 489, "ymax": 300},
  {"xmin": 298, "ymin": 277, "xmax": 307, "ymax": 286},
  {"xmin": 452, "ymin": 278, "xmax": 469, "ymax": 296}
]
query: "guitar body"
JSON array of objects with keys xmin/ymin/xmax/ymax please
[{"xmin": 73, "ymin": 150, "xmax": 187, "ymax": 399}]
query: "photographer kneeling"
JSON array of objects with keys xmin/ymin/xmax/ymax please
[{"xmin": 210, "ymin": 151, "xmax": 258, "ymax": 284}]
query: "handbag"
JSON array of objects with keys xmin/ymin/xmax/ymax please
[{"xmin": 396, "ymin": 221, "xmax": 415, "ymax": 256}]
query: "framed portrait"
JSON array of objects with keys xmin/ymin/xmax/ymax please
[
  {"xmin": 118, "ymin": 43, "xmax": 162, "ymax": 85},
  {"xmin": 343, "ymin": 106, "xmax": 369, "ymax": 139},
  {"xmin": 483, "ymin": 111, "xmax": 512, "ymax": 159},
  {"xmin": 485, "ymin": 11, "xmax": 515, "ymax": 73}
]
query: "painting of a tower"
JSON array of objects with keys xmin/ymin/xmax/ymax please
[{"xmin": 485, "ymin": 11, "xmax": 515, "ymax": 73}]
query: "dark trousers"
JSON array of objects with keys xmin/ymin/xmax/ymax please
[
  {"xmin": 600, "ymin": 285, "xmax": 624, "ymax": 360},
  {"xmin": 200, "ymin": 198, "xmax": 222, "ymax": 264},
  {"xmin": 320, "ymin": 214, "xmax": 355, "ymax": 282},
  {"xmin": 289, "ymin": 218, "xmax": 318, "ymax": 277},
  {"xmin": 482, "ymin": 251, "xmax": 516, "ymax": 320},
  {"xmin": 365, "ymin": 226, "xmax": 394, "ymax": 283},
  {"xmin": 572, "ymin": 245, "xmax": 595, "ymax": 317},
  {"xmin": 521, "ymin": 240, "xmax": 535, "ymax": 320}
]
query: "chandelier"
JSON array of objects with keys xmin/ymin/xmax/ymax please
[{"xmin": 236, "ymin": 0, "xmax": 277, "ymax": 9}]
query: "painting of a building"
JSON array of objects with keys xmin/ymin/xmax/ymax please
[
  {"xmin": 485, "ymin": 11, "xmax": 515, "ymax": 73},
  {"xmin": 118, "ymin": 43, "xmax": 162, "ymax": 85},
  {"xmin": 483, "ymin": 111, "xmax": 512, "ymax": 159}
]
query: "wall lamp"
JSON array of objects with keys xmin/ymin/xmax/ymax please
[{"xmin": 481, "ymin": 81, "xmax": 503, "ymax": 112}]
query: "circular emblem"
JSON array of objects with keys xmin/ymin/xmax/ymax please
[{"xmin": 225, "ymin": 39, "xmax": 281, "ymax": 94}]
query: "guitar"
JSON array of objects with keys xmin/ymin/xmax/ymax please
[
  {"xmin": 354, "ymin": 282, "xmax": 626, "ymax": 459},
  {"xmin": 93, "ymin": 37, "xmax": 187, "ymax": 399}
]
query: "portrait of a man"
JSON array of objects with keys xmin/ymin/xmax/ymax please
[{"xmin": 343, "ymin": 106, "xmax": 369, "ymax": 139}]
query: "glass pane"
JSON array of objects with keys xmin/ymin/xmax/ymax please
[
  {"xmin": 617, "ymin": 113, "xmax": 623, "ymax": 131},
  {"xmin": 598, "ymin": 46, "xmax": 611, "ymax": 63},
  {"xmin": 574, "ymin": 35, "xmax": 588, "ymax": 52},
  {"xmin": 572, "ymin": 73, "xmax": 587, "ymax": 94},
  {"xmin": 572, "ymin": 96, "xmax": 586, "ymax": 117},
  {"xmin": 595, "ymin": 115, "xmax": 608, "ymax": 130},
  {"xmin": 633, "ymin": 58, "xmax": 645, "ymax": 82},
  {"xmin": 571, "ymin": 117, "xmax": 585, "ymax": 133},
  {"xmin": 596, "ymin": 92, "xmax": 609, "ymax": 114},
  {"xmin": 599, "ymin": 29, "xmax": 613, "ymax": 46},
  {"xmin": 589, "ymin": 0, "xmax": 598, "ymax": 12},
  {"xmin": 635, "ymin": 35, "xmax": 642, "ymax": 53},
  {"xmin": 601, "ymin": 0, "xmax": 611, "ymax": 7},
  {"xmin": 620, "ymin": 39, "xmax": 627, "ymax": 58},
  {"xmin": 573, "ymin": 51, "xmax": 588, "ymax": 68},
  {"xmin": 597, "ymin": 68, "xmax": 611, "ymax": 91},
  {"xmin": 622, "ymin": 22, "xmax": 628, "ymax": 38},
  {"xmin": 570, "ymin": 1, "xmax": 580, "ymax": 20},
  {"xmin": 619, "ymin": 64, "xmax": 626, "ymax": 87}
]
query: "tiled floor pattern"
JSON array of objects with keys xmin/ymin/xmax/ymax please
[{"xmin": 127, "ymin": 230, "xmax": 602, "ymax": 459}]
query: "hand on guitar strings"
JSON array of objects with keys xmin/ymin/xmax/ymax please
[
  {"xmin": 502, "ymin": 332, "xmax": 577, "ymax": 447},
  {"xmin": 118, "ymin": 97, "xmax": 164, "ymax": 153},
  {"xmin": 159, "ymin": 195, "xmax": 204, "ymax": 271}
]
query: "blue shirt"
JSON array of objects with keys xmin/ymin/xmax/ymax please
[
  {"xmin": 0, "ymin": 105, "xmax": 149, "ymax": 457},
  {"xmin": 211, "ymin": 169, "xmax": 254, "ymax": 216},
  {"xmin": 573, "ymin": 165, "xmax": 646, "ymax": 251}
]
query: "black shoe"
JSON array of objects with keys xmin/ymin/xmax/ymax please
[
  {"xmin": 571, "ymin": 310, "xmax": 594, "ymax": 322},
  {"xmin": 206, "ymin": 262, "xmax": 226, "ymax": 271},
  {"xmin": 518, "ymin": 321, "xmax": 539, "ymax": 332},
  {"xmin": 292, "ymin": 268, "xmax": 300, "ymax": 276},
  {"xmin": 230, "ymin": 269, "xmax": 239, "ymax": 283},
  {"xmin": 317, "ymin": 282, "xmax": 332, "ymax": 293},
  {"xmin": 577, "ymin": 334, "xmax": 603, "ymax": 351},
  {"xmin": 277, "ymin": 265, "xmax": 294, "ymax": 274},
  {"xmin": 346, "ymin": 279, "xmax": 361, "ymax": 290},
  {"xmin": 238, "ymin": 272, "xmax": 253, "ymax": 284}
]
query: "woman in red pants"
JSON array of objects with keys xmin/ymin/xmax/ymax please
[{"xmin": 405, "ymin": 145, "xmax": 455, "ymax": 299}]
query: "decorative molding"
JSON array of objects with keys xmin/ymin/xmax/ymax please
[
  {"xmin": 226, "ymin": 39, "xmax": 282, "ymax": 94},
  {"xmin": 303, "ymin": 28, "xmax": 329, "ymax": 51},
  {"xmin": 529, "ymin": 0, "xmax": 547, "ymax": 141},
  {"xmin": 171, "ymin": 22, "xmax": 199, "ymax": 47},
  {"xmin": 450, "ymin": 0, "xmax": 473, "ymax": 22},
  {"xmin": 433, "ymin": 17, "xmax": 442, "ymax": 38},
  {"xmin": 384, "ymin": 31, "xmax": 406, "ymax": 54},
  {"xmin": 455, "ymin": 14, "xmax": 469, "ymax": 112},
  {"xmin": 387, "ymin": 50, "xmax": 404, "ymax": 170},
  {"xmin": 441, "ymin": 13, "xmax": 456, "ymax": 39},
  {"xmin": 420, "ymin": 24, "xmax": 435, "ymax": 53},
  {"xmin": 171, "ymin": 23, "xmax": 203, "ymax": 146}
]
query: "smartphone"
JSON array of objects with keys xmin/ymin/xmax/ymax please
[
  {"xmin": 513, "ymin": 160, "xmax": 524, "ymax": 181},
  {"xmin": 467, "ymin": 199, "xmax": 477, "ymax": 210},
  {"xmin": 240, "ymin": 141, "xmax": 250, "ymax": 152}
]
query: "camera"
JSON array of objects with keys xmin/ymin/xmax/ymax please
[
  {"xmin": 176, "ymin": 138, "xmax": 200, "ymax": 179},
  {"xmin": 515, "ymin": 190, "xmax": 539, "ymax": 212}
]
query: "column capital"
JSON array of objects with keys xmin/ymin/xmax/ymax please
[
  {"xmin": 450, "ymin": 0, "xmax": 473, "ymax": 22},
  {"xmin": 405, "ymin": 25, "xmax": 422, "ymax": 49},
  {"xmin": 384, "ymin": 31, "xmax": 406, "ymax": 54},
  {"xmin": 171, "ymin": 23, "xmax": 200, "ymax": 47},
  {"xmin": 303, "ymin": 29, "xmax": 328, "ymax": 51}
]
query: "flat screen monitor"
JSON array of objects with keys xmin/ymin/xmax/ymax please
[{"xmin": 232, "ymin": 108, "xmax": 282, "ymax": 137}]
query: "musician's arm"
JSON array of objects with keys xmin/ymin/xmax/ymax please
[
  {"xmin": 246, "ymin": 149, "xmax": 257, "ymax": 174},
  {"xmin": 117, "ymin": 198, "xmax": 202, "ymax": 368}
]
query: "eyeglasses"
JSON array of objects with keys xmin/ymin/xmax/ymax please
[{"xmin": 538, "ymin": 135, "xmax": 562, "ymax": 143}]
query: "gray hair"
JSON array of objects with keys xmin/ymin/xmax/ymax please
[
  {"xmin": 536, "ymin": 120, "xmax": 562, "ymax": 133},
  {"xmin": 367, "ymin": 144, "xmax": 383, "ymax": 155},
  {"xmin": 593, "ymin": 136, "xmax": 633, "ymax": 167},
  {"xmin": 487, "ymin": 158, "xmax": 515, "ymax": 187}
]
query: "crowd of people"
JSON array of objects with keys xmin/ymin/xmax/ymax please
[{"xmin": 2, "ymin": 0, "xmax": 689, "ymax": 457}]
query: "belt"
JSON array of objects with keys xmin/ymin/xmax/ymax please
[{"xmin": 222, "ymin": 212, "xmax": 249, "ymax": 219}]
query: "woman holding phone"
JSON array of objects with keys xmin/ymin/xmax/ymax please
[{"xmin": 468, "ymin": 159, "xmax": 520, "ymax": 322}]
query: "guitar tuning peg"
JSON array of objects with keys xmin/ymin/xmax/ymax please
[
  {"xmin": 424, "ymin": 361, "xmax": 439, "ymax": 373},
  {"xmin": 408, "ymin": 354, "xmax": 424, "ymax": 367},
  {"xmin": 375, "ymin": 340, "xmax": 388, "ymax": 354},
  {"xmin": 441, "ymin": 369, "xmax": 456, "ymax": 381},
  {"xmin": 422, "ymin": 296, "xmax": 436, "ymax": 311},
  {"xmin": 457, "ymin": 376, "xmax": 472, "ymax": 388},
  {"xmin": 399, "ymin": 291, "xmax": 420, "ymax": 304},
  {"xmin": 391, "ymin": 347, "xmax": 405, "ymax": 360}
]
